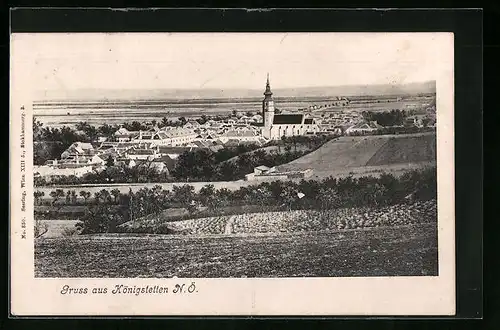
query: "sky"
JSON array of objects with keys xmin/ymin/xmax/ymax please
[{"xmin": 11, "ymin": 33, "xmax": 453, "ymax": 91}]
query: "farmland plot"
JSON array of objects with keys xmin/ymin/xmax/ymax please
[{"xmin": 35, "ymin": 223, "xmax": 437, "ymax": 278}]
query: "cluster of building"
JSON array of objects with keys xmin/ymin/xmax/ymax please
[
  {"xmin": 35, "ymin": 75, "xmax": 435, "ymax": 182},
  {"xmin": 34, "ymin": 112, "xmax": 271, "ymax": 180}
]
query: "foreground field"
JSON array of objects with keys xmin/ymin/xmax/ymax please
[{"xmin": 35, "ymin": 223, "xmax": 437, "ymax": 278}]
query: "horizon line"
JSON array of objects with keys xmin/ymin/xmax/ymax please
[{"xmin": 34, "ymin": 80, "xmax": 436, "ymax": 93}]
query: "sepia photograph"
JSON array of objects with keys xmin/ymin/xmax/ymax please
[
  {"xmin": 10, "ymin": 29, "xmax": 456, "ymax": 316},
  {"xmin": 27, "ymin": 33, "xmax": 440, "ymax": 278}
]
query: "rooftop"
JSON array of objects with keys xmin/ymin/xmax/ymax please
[{"xmin": 273, "ymin": 114, "xmax": 304, "ymax": 125}]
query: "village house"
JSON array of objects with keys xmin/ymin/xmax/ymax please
[
  {"xmin": 345, "ymin": 121, "xmax": 383, "ymax": 135},
  {"xmin": 245, "ymin": 165, "xmax": 314, "ymax": 181},
  {"xmin": 125, "ymin": 148, "xmax": 161, "ymax": 161},
  {"xmin": 114, "ymin": 158, "xmax": 137, "ymax": 168},
  {"xmin": 183, "ymin": 120, "xmax": 201, "ymax": 129},
  {"xmin": 317, "ymin": 124, "xmax": 344, "ymax": 135},
  {"xmin": 147, "ymin": 160, "xmax": 170, "ymax": 174},
  {"xmin": 60, "ymin": 142, "xmax": 97, "ymax": 160},
  {"xmin": 97, "ymin": 141, "xmax": 135, "ymax": 156},
  {"xmin": 251, "ymin": 114, "xmax": 263, "ymax": 123},
  {"xmin": 114, "ymin": 127, "xmax": 136, "ymax": 142},
  {"xmin": 219, "ymin": 128, "xmax": 263, "ymax": 144},
  {"xmin": 131, "ymin": 127, "xmax": 198, "ymax": 147},
  {"xmin": 34, "ymin": 164, "xmax": 95, "ymax": 179},
  {"xmin": 157, "ymin": 146, "xmax": 192, "ymax": 160},
  {"xmin": 36, "ymin": 152, "xmax": 107, "ymax": 180}
]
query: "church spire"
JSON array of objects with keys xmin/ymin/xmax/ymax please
[{"xmin": 264, "ymin": 73, "xmax": 273, "ymax": 97}]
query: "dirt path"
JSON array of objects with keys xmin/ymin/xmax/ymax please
[{"xmin": 224, "ymin": 215, "xmax": 237, "ymax": 235}]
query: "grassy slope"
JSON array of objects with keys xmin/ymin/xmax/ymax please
[
  {"xmin": 365, "ymin": 134, "xmax": 436, "ymax": 166},
  {"xmin": 35, "ymin": 223, "xmax": 437, "ymax": 278},
  {"xmin": 220, "ymin": 144, "xmax": 310, "ymax": 167},
  {"xmin": 277, "ymin": 132, "xmax": 436, "ymax": 175}
]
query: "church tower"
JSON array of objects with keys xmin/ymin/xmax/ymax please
[{"xmin": 262, "ymin": 74, "xmax": 275, "ymax": 129}]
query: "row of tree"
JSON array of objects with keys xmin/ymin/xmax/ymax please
[
  {"xmin": 35, "ymin": 189, "xmax": 120, "ymax": 206},
  {"xmin": 75, "ymin": 167, "xmax": 437, "ymax": 234},
  {"xmin": 361, "ymin": 109, "xmax": 407, "ymax": 127}
]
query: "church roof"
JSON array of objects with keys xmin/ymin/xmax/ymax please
[{"xmin": 273, "ymin": 114, "xmax": 304, "ymax": 125}]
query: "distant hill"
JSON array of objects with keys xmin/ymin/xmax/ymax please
[{"xmin": 34, "ymin": 81, "xmax": 436, "ymax": 102}]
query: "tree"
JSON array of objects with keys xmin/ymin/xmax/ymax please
[
  {"xmin": 198, "ymin": 184, "xmax": 217, "ymax": 210},
  {"xmin": 34, "ymin": 191, "xmax": 44, "ymax": 205},
  {"xmin": 79, "ymin": 190, "xmax": 91, "ymax": 203},
  {"xmin": 95, "ymin": 189, "xmax": 112, "ymax": 204},
  {"xmin": 111, "ymin": 189, "xmax": 121, "ymax": 204},
  {"xmin": 70, "ymin": 190, "xmax": 77, "ymax": 204},
  {"xmin": 34, "ymin": 219, "xmax": 49, "ymax": 238},
  {"xmin": 172, "ymin": 185, "xmax": 196, "ymax": 213},
  {"xmin": 97, "ymin": 123, "xmax": 117, "ymax": 140},
  {"xmin": 33, "ymin": 117, "xmax": 44, "ymax": 140},
  {"xmin": 105, "ymin": 155, "xmax": 115, "ymax": 168},
  {"xmin": 49, "ymin": 189, "xmax": 64, "ymax": 206},
  {"xmin": 253, "ymin": 149, "xmax": 267, "ymax": 163},
  {"xmin": 79, "ymin": 204, "xmax": 118, "ymax": 234},
  {"xmin": 280, "ymin": 185, "xmax": 298, "ymax": 211},
  {"xmin": 178, "ymin": 117, "xmax": 187, "ymax": 126},
  {"xmin": 317, "ymin": 187, "xmax": 340, "ymax": 209},
  {"xmin": 66, "ymin": 190, "xmax": 72, "ymax": 203},
  {"xmin": 216, "ymin": 161, "xmax": 238, "ymax": 181}
]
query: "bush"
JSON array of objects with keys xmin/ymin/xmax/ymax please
[
  {"xmin": 34, "ymin": 219, "xmax": 49, "ymax": 238},
  {"xmin": 72, "ymin": 167, "xmax": 437, "ymax": 235}
]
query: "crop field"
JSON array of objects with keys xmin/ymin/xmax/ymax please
[
  {"xmin": 277, "ymin": 132, "xmax": 436, "ymax": 178},
  {"xmin": 123, "ymin": 200, "xmax": 437, "ymax": 235},
  {"xmin": 33, "ymin": 94, "xmax": 433, "ymax": 128},
  {"xmin": 35, "ymin": 223, "xmax": 437, "ymax": 278}
]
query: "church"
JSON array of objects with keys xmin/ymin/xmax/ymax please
[{"xmin": 260, "ymin": 75, "xmax": 319, "ymax": 140}]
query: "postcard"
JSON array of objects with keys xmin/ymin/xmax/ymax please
[{"xmin": 10, "ymin": 32, "xmax": 455, "ymax": 316}]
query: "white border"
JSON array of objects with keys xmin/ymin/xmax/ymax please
[{"xmin": 10, "ymin": 32, "xmax": 455, "ymax": 316}]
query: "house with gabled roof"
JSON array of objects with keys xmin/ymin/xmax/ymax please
[
  {"xmin": 61, "ymin": 142, "xmax": 96, "ymax": 160},
  {"xmin": 345, "ymin": 121, "xmax": 383, "ymax": 135},
  {"xmin": 114, "ymin": 127, "xmax": 137, "ymax": 142},
  {"xmin": 131, "ymin": 127, "xmax": 198, "ymax": 147}
]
